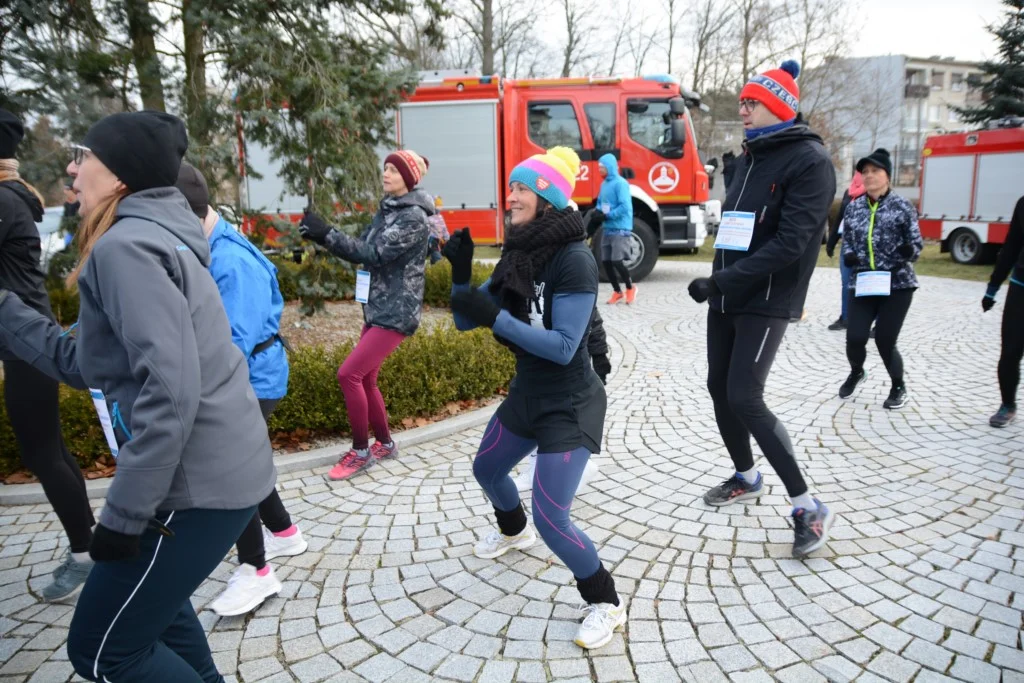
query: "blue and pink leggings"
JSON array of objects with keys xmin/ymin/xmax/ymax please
[{"xmin": 472, "ymin": 413, "xmax": 600, "ymax": 579}]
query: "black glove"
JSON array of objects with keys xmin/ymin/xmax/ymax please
[
  {"xmin": 592, "ymin": 353, "xmax": 611, "ymax": 384},
  {"xmin": 90, "ymin": 524, "xmax": 141, "ymax": 562},
  {"xmin": 687, "ymin": 277, "xmax": 718, "ymax": 304},
  {"xmin": 843, "ymin": 252, "xmax": 859, "ymax": 267},
  {"xmin": 825, "ymin": 244, "xmax": 835, "ymax": 259},
  {"xmin": 982, "ymin": 295, "xmax": 995, "ymax": 312},
  {"xmin": 586, "ymin": 211, "xmax": 605, "ymax": 238},
  {"xmin": 451, "ymin": 287, "xmax": 500, "ymax": 328},
  {"xmin": 442, "ymin": 227, "xmax": 474, "ymax": 285},
  {"xmin": 897, "ymin": 243, "xmax": 914, "ymax": 259},
  {"xmin": 298, "ymin": 211, "xmax": 333, "ymax": 246}
]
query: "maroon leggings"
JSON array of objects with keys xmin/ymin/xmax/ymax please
[{"xmin": 338, "ymin": 325, "xmax": 406, "ymax": 449}]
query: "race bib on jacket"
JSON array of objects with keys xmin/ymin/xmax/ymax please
[
  {"xmin": 90, "ymin": 389, "xmax": 119, "ymax": 458},
  {"xmin": 715, "ymin": 212, "xmax": 755, "ymax": 251},
  {"xmin": 856, "ymin": 271, "xmax": 891, "ymax": 297},
  {"xmin": 355, "ymin": 270, "xmax": 371, "ymax": 304}
]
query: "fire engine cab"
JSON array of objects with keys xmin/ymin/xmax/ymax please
[
  {"xmin": 919, "ymin": 119, "xmax": 1024, "ymax": 264},
  {"xmin": 396, "ymin": 70, "xmax": 720, "ymax": 281},
  {"xmin": 237, "ymin": 70, "xmax": 721, "ymax": 282}
]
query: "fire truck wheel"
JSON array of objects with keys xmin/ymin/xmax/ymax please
[
  {"xmin": 948, "ymin": 228, "xmax": 983, "ymax": 265},
  {"xmin": 591, "ymin": 217, "xmax": 659, "ymax": 283}
]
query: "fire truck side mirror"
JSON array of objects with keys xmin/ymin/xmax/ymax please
[
  {"xmin": 671, "ymin": 119, "xmax": 687, "ymax": 147},
  {"xmin": 669, "ymin": 98, "xmax": 687, "ymax": 116}
]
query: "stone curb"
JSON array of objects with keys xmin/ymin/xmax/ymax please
[{"xmin": 0, "ymin": 401, "xmax": 500, "ymax": 507}]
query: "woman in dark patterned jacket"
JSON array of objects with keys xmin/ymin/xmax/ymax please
[
  {"xmin": 299, "ymin": 150, "xmax": 434, "ymax": 480},
  {"xmin": 839, "ymin": 148, "xmax": 923, "ymax": 410}
]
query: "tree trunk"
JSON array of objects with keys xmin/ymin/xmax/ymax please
[
  {"xmin": 182, "ymin": 0, "xmax": 207, "ymax": 137},
  {"xmin": 481, "ymin": 0, "xmax": 494, "ymax": 74},
  {"xmin": 124, "ymin": 0, "xmax": 165, "ymax": 111}
]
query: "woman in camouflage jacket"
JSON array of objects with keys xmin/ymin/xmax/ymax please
[
  {"xmin": 839, "ymin": 148, "xmax": 922, "ymax": 410},
  {"xmin": 299, "ymin": 150, "xmax": 434, "ymax": 480}
]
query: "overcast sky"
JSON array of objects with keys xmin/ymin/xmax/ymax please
[{"xmin": 848, "ymin": 0, "xmax": 1004, "ymax": 62}]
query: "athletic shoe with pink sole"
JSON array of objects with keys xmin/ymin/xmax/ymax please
[{"xmin": 328, "ymin": 449, "xmax": 374, "ymax": 480}]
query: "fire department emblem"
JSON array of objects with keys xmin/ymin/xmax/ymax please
[{"xmin": 648, "ymin": 162, "xmax": 680, "ymax": 193}]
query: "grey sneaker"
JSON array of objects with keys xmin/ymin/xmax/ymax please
[{"xmin": 43, "ymin": 550, "xmax": 93, "ymax": 601}]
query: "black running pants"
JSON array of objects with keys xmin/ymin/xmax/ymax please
[{"xmin": 846, "ymin": 288, "xmax": 914, "ymax": 387}]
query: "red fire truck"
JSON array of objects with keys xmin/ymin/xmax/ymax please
[
  {"xmin": 238, "ymin": 70, "xmax": 721, "ymax": 281},
  {"xmin": 919, "ymin": 119, "xmax": 1024, "ymax": 264}
]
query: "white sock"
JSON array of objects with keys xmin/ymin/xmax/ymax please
[
  {"xmin": 737, "ymin": 467, "xmax": 759, "ymax": 484},
  {"xmin": 791, "ymin": 493, "xmax": 815, "ymax": 512},
  {"xmin": 71, "ymin": 551, "xmax": 91, "ymax": 563}
]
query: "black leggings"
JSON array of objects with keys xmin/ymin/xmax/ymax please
[
  {"xmin": 602, "ymin": 260, "xmax": 632, "ymax": 293},
  {"xmin": 846, "ymin": 289, "xmax": 914, "ymax": 387},
  {"xmin": 236, "ymin": 399, "xmax": 292, "ymax": 570},
  {"xmin": 999, "ymin": 284, "xmax": 1024, "ymax": 409},
  {"xmin": 3, "ymin": 360, "xmax": 94, "ymax": 552},
  {"xmin": 706, "ymin": 311, "xmax": 807, "ymax": 498}
]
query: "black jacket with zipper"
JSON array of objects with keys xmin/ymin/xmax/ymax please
[
  {"xmin": 0, "ymin": 181, "xmax": 53, "ymax": 319},
  {"xmin": 710, "ymin": 119, "xmax": 836, "ymax": 319}
]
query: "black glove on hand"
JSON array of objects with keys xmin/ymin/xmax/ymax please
[
  {"xmin": 586, "ymin": 211, "xmax": 605, "ymax": 238},
  {"xmin": 592, "ymin": 353, "xmax": 611, "ymax": 384},
  {"xmin": 897, "ymin": 243, "xmax": 914, "ymax": 259},
  {"xmin": 843, "ymin": 252, "xmax": 860, "ymax": 267},
  {"xmin": 298, "ymin": 211, "xmax": 333, "ymax": 245},
  {"xmin": 451, "ymin": 287, "xmax": 500, "ymax": 328},
  {"xmin": 90, "ymin": 524, "xmax": 141, "ymax": 562},
  {"xmin": 443, "ymin": 227, "xmax": 475, "ymax": 285},
  {"xmin": 982, "ymin": 295, "xmax": 996, "ymax": 312},
  {"xmin": 825, "ymin": 244, "xmax": 835, "ymax": 259},
  {"xmin": 687, "ymin": 277, "xmax": 718, "ymax": 304}
]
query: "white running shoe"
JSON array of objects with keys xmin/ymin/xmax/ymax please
[
  {"xmin": 575, "ymin": 599, "xmax": 626, "ymax": 649},
  {"xmin": 515, "ymin": 454, "xmax": 599, "ymax": 493},
  {"xmin": 262, "ymin": 526, "xmax": 308, "ymax": 561},
  {"xmin": 514, "ymin": 453, "xmax": 538, "ymax": 492},
  {"xmin": 209, "ymin": 564, "xmax": 282, "ymax": 617},
  {"xmin": 473, "ymin": 526, "xmax": 536, "ymax": 560}
]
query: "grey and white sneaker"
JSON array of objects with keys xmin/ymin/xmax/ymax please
[
  {"xmin": 473, "ymin": 526, "xmax": 536, "ymax": 560},
  {"xmin": 42, "ymin": 550, "xmax": 93, "ymax": 601}
]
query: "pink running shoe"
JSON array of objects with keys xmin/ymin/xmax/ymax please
[
  {"xmin": 327, "ymin": 449, "xmax": 374, "ymax": 480},
  {"xmin": 370, "ymin": 441, "xmax": 398, "ymax": 460}
]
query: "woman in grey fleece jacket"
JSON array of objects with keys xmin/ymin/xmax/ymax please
[{"xmin": 0, "ymin": 111, "xmax": 275, "ymax": 683}]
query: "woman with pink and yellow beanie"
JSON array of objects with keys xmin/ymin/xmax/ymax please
[{"xmin": 443, "ymin": 146, "xmax": 624, "ymax": 650}]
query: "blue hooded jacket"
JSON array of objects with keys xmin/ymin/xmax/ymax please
[
  {"xmin": 208, "ymin": 215, "xmax": 288, "ymax": 400},
  {"xmin": 596, "ymin": 154, "xmax": 633, "ymax": 233}
]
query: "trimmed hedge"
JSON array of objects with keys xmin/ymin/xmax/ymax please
[{"xmin": 0, "ymin": 322, "xmax": 515, "ymax": 477}]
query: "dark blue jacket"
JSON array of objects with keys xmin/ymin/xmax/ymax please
[{"xmin": 209, "ymin": 215, "xmax": 288, "ymax": 399}]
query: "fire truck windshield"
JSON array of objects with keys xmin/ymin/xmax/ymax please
[{"xmin": 627, "ymin": 99, "xmax": 681, "ymax": 159}]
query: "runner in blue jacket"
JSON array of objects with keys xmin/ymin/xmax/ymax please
[
  {"xmin": 594, "ymin": 154, "xmax": 636, "ymax": 304},
  {"xmin": 176, "ymin": 163, "xmax": 308, "ymax": 618}
]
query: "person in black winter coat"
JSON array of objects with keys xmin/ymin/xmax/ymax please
[
  {"xmin": 825, "ymin": 172, "xmax": 866, "ymax": 330},
  {"xmin": 721, "ymin": 151, "xmax": 737, "ymax": 190},
  {"xmin": 0, "ymin": 108, "xmax": 96, "ymax": 601},
  {"xmin": 982, "ymin": 195, "xmax": 1024, "ymax": 428},
  {"xmin": 686, "ymin": 61, "xmax": 837, "ymax": 558}
]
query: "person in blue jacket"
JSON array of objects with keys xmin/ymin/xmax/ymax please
[
  {"xmin": 591, "ymin": 153, "xmax": 636, "ymax": 305},
  {"xmin": 176, "ymin": 163, "xmax": 308, "ymax": 617}
]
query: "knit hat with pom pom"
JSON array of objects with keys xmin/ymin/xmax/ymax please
[
  {"xmin": 740, "ymin": 60, "xmax": 801, "ymax": 122},
  {"xmin": 508, "ymin": 146, "xmax": 580, "ymax": 210}
]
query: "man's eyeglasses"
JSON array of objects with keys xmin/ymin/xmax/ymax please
[
  {"xmin": 738, "ymin": 99, "xmax": 761, "ymax": 113},
  {"xmin": 69, "ymin": 145, "xmax": 91, "ymax": 166}
]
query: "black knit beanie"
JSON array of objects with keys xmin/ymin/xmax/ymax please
[
  {"xmin": 81, "ymin": 111, "xmax": 188, "ymax": 192},
  {"xmin": 856, "ymin": 148, "xmax": 893, "ymax": 178},
  {"xmin": 0, "ymin": 109, "xmax": 25, "ymax": 159},
  {"xmin": 175, "ymin": 161, "xmax": 210, "ymax": 220}
]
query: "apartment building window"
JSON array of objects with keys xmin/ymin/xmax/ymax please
[
  {"xmin": 949, "ymin": 108, "xmax": 960, "ymax": 123},
  {"xmin": 950, "ymin": 73, "xmax": 964, "ymax": 91},
  {"xmin": 930, "ymin": 105, "xmax": 941, "ymax": 123},
  {"xmin": 931, "ymin": 70, "xmax": 945, "ymax": 90}
]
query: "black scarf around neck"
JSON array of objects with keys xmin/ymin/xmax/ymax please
[{"xmin": 489, "ymin": 207, "xmax": 586, "ymax": 323}]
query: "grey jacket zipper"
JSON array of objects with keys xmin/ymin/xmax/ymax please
[{"xmin": 721, "ymin": 151, "xmax": 756, "ymax": 313}]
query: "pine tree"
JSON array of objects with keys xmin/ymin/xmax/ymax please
[{"xmin": 957, "ymin": 0, "xmax": 1024, "ymax": 124}]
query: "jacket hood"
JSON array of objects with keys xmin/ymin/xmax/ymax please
[
  {"xmin": 848, "ymin": 172, "xmax": 865, "ymax": 199},
  {"xmin": 1, "ymin": 180, "xmax": 44, "ymax": 221},
  {"xmin": 383, "ymin": 188, "xmax": 437, "ymax": 216},
  {"xmin": 744, "ymin": 116, "xmax": 824, "ymax": 151},
  {"xmin": 598, "ymin": 154, "xmax": 619, "ymax": 178},
  {"xmin": 116, "ymin": 187, "xmax": 211, "ymax": 266}
]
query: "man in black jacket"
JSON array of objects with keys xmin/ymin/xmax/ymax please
[{"xmin": 687, "ymin": 61, "xmax": 837, "ymax": 557}]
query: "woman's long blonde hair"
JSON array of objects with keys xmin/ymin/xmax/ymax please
[{"xmin": 65, "ymin": 189, "xmax": 129, "ymax": 288}]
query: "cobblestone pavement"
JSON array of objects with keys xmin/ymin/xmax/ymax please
[{"xmin": 0, "ymin": 261, "xmax": 1022, "ymax": 683}]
